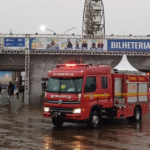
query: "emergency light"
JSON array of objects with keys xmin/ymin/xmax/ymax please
[
  {"xmin": 66, "ymin": 64, "xmax": 76, "ymax": 67},
  {"xmin": 56, "ymin": 64, "xmax": 89, "ymax": 68}
]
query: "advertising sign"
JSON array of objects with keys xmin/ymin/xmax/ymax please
[
  {"xmin": 4, "ymin": 38, "xmax": 25, "ymax": 50},
  {"xmin": 107, "ymin": 39, "xmax": 150, "ymax": 51},
  {"xmin": 0, "ymin": 71, "xmax": 12, "ymax": 89},
  {"xmin": 29, "ymin": 38, "xmax": 107, "ymax": 51}
]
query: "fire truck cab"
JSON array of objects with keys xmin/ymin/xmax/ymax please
[{"xmin": 43, "ymin": 64, "xmax": 149, "ymax": 128}]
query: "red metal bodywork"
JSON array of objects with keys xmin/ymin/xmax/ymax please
[{"xmin": 43, "ymin": 64, "xmax": 149, "ymax": 121}]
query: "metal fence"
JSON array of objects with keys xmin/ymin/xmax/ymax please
[
  {"xmin": 10, "ymin": 93, "xmax": 24, "ymax": 115},
  {"xmin": 0, "ymin": 90, "xmax": 24, "ymax": 115},
  {"xmin": 0, "ymin": 90, "xmax": 9, "ymax": 112}
]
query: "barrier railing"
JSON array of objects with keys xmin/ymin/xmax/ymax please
[
  {"xmin": 0, "ymin": 90, "xmax": 24, "ymax": 115},
  {"xmin": 10, "ymin": 93, "xmax": 24, "ymax": 115},
  {"xmin": 0, "ymin": 90, "xmax": 9, "ymax": 112}
]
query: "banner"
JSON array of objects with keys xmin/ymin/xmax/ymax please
[
  {"xmin": 29, "ymin": 38, "xmax": 107, "ymax": 51},
  {"xmin": 0, "ymin": 71, "xmax": 12, "ymax": 89},
  {"xmin": 107, "ymin": 39, "xmax": 150, "ymax": 51},
  {"xmin": 4, "ymin": 38, "xmax": 25, "ymax": 50}
]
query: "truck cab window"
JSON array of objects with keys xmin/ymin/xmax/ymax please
[
  {"xmin": 101, "ymin": 77, "xmax": 108, "ymax": 89},
  {"xmin": 84, "ymin": 77, "xmax": 96, "ymax": 93},
  {"xmin": 47, "ymin": 77, "xmax": 83, "ymax": 94}
]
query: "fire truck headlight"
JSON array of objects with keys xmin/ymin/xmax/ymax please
[
  {"xmin": 44, "ymin": 107, "xmax": 50, "ymax": 112},
  {"xmin": 73, "ymin": 108, "xmax": 81, "ymax": 114}
]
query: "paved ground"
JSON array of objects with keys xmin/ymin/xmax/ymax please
[{"xmin": 0, "ymin": 106, "xmax": 150, "ymax": 150}]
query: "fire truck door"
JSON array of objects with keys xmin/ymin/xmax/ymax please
[
  {"xmin": 98, "ymin": 75, "xmax": 110, "ymax": 105},
  {"xmin": 84, "ymin": 76, "xmax": 99, "ymax": 102}
]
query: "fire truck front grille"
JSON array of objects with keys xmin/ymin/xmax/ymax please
[
  {"xmin": 50, "ymin": 107, "xmax": 73, "ymax": 114},
  {"xmin": 45, "ymin": 99, "xmax": 80, "ymax": 105}
]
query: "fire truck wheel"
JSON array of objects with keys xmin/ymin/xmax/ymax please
[
  {"xmin": 52, "ymin": 118, "xmax": 64, "ymax": 127},
  {"xmin": 134, "ymin": 107, "xmax": 141, "ymax": 121},
  {"xmin": 87, "ymin": 110, "xmax": 99, "ymax": 129}
]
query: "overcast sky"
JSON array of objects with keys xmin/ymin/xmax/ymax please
[{"xmin": 0, "ymin": 0, "xmax": 150, "ymax": 35}]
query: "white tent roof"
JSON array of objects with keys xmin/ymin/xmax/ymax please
[{"xmin": 114, "ymin": 55, "xmax": 138, "ymax": 71}]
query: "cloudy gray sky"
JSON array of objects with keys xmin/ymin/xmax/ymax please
[{"xmin": 0, "ymin": 0, "xmax": 150, "ymax": 35}]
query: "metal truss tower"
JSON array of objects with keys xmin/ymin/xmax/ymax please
[{"xmin": 82, "ymin": 0, "xmax": 105, "ymax": 36}]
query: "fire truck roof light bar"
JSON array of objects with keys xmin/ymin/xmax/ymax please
[
  {"xmin": 66, "ymin": 64, "xmax": 76, "ymax": 67},
  {"xmin": 56, "ymin": 64, "xmax": 89, "ymax": 68}
]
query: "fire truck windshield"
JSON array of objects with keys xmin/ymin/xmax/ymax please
[{"xmin": 47, "ymin": 77, "xmax": 83, "ymax": 94}]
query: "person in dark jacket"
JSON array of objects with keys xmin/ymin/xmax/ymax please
[
  {"xmin": 92, "ymin": 42, "xmax": 96, "ymax": 48},
  {"xmin": 67, "ymin": 39, "xmax": 72, "ymax": 48},
  {"xmin": 84, "ymin": 41, "xmax": 88, "ymax": 48},
  {"xmin": 82, "ymin": 41, "xmax": 85, "ymax": 48},
  {"xmin": 8, "ymin": 82, "xmax": 14, "ymax": 96},
  {"xmin": 97, "ymin": 41, "xmax": 101, "ymax": 48},
  {"xmin": 75, "ymin": 42, "xmax": 80, "ymax": 49}
]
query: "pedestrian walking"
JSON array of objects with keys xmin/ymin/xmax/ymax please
[{"xmin": 8, "ymin": 82, "xmax": 14, "ymax": 97}]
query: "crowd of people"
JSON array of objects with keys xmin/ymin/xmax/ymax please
[
  {"xmin": 91, "ymin": 41, "xmax": 104, "ymax": 49},
  {"xmin": 74, "ymin": 40, "xmax": 104, "ymax": 49},
  {"xmin": 45, "ymin": 39, "xmax": 105, "ymax": 50},
  {"xmin": 75, "ymin": 40, "xmax": 104, "ymax": 49}
]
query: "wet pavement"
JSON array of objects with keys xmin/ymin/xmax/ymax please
[{"xmin": 0, "ymin": 106, "xmax": 150, "ymax": 150}]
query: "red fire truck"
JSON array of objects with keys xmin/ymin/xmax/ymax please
[{"xmin": 43, "ymin": 64, "xmax": 149, "ymax": 128}]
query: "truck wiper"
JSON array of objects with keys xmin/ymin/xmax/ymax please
[
  {"xmin": 72, "ymin": 80, "xmax": 78, "ymax": 95},
  {"xmin": 59, "ymin": 79, "xmax": 61, "ymax": 95}
]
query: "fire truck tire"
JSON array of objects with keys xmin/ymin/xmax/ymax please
[
  {"xmin": 87, "ymin": 110, "xmax": 99, "ymax": 129},
  {"xmin": 134, "ymin": 107, "xmax": 141, "ymax": 121},
  {"xmin": 52, "ymin": 118, "xmax": 64, "ymax": 127}
]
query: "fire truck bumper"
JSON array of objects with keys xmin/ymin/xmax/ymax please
[{"xmin": 43, "ymin": 107, "xmax": 85, "ymax": 120}]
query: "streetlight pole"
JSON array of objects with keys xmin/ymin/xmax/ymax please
[
  {"xmin": 45, "ymin": 28, "xmax": 56, "ymax": 34},
  {"xmin": 40, "ymin": 26, "xmax": 56, "ymax": 34},
  {"xmin": 64, "ymin": 27, "xmax": 76, "ymax": 35}
]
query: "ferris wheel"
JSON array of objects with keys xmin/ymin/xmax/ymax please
[{"xmin": 82, "ymin": 0, "xmax": 105, "ymax": 36}]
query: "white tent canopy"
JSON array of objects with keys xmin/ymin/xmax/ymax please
[{"xmin": 114, "ymin": 55, "xmax": 138, "ymax": 71}]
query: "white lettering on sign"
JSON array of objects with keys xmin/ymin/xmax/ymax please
[
  {"xmin": 111, "ymin": 42, "xmax": 116, "ymax": 48},
  {"xmin": 139, "ymin": 42, "xmax": 143, "ymax": 49},
  {"xmin": 6, "ymin": 39, "xmax": 14, "ymax": 42},
  {"xmin": 53, "ymin": 73, "xmax": 74, "ymax": 76},
  {"xmin": 51, "ymin": 95, "xmax": 71, "ymax": 99},
  {"xmin": 128, "ymin": 42, "xmax": 131, "ymax": 49},
  {"xmin": 122, "ymin": 42, "xmax": 127, "ymax": 49},
  {"xmin": 18, "ymin": 39, "xmax": 23, "ymax": 41},
  {"xmin": 111, "ymin": 42, "xmax": 150, "ymax": 50}
]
